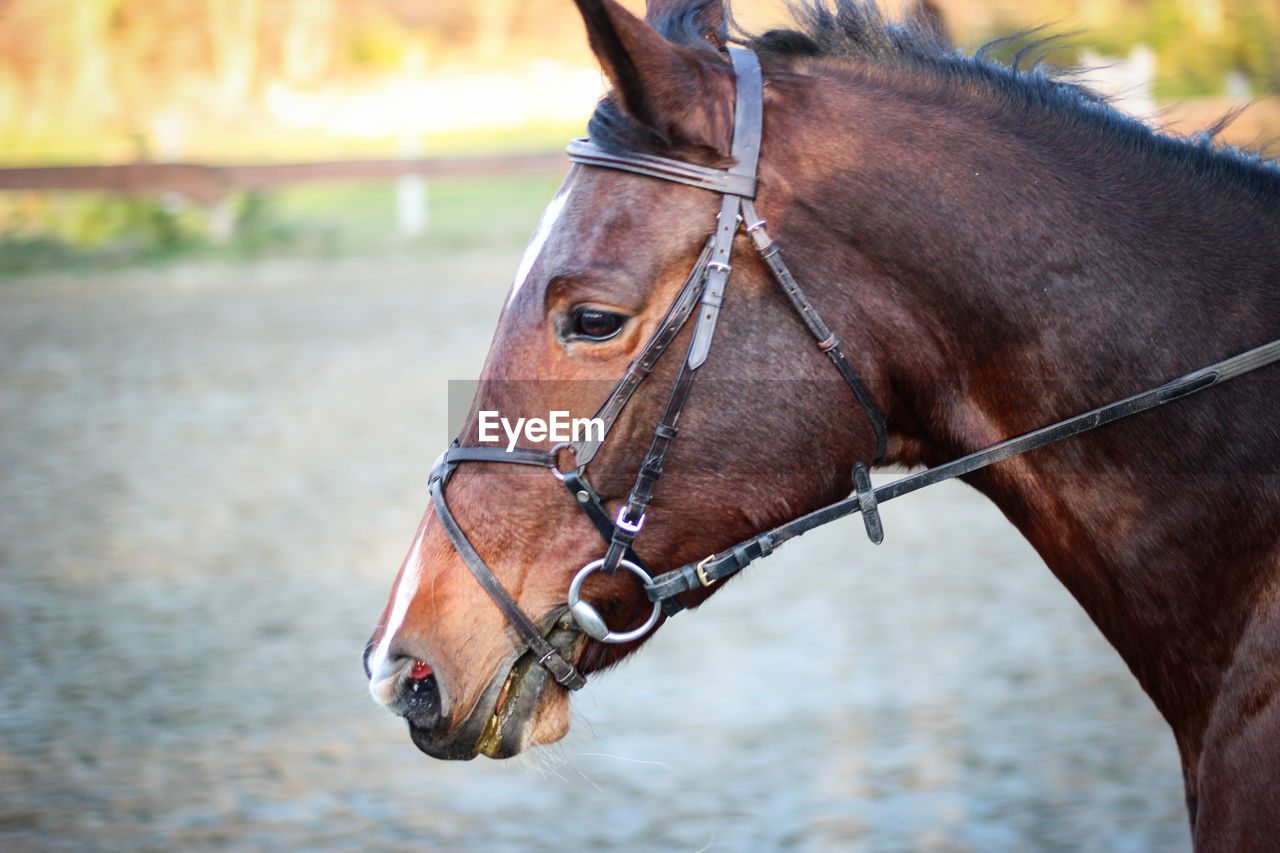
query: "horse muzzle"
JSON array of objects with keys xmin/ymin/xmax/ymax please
[{"xmin": 365, "ymin": 615, "xmax": 583, "ymax": 760}]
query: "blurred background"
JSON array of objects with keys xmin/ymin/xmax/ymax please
[
  {"xmin": 0, "ymin": 0, "xmax": 1277, "ymax": 272},
  {"xmin": 1, "ymin": 1, "xmax": 1276, "ymax": 851}
]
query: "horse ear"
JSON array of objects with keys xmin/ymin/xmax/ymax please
[{"xmin": 572, "ymin": 0, "xmax": 721, "ymax": 138}]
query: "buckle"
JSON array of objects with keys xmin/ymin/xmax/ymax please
[
  {"xmin": 614, "ymin": 506, "xmax": 646, "ymax": 534},
  {"xmin": 695, "ymin": 554, "xmax": 717, "ymax": 587}
]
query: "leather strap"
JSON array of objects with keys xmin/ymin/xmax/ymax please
[
  {"xmin": 687, "ymin": 47, "xmax": 764, "ymax": 369},
  {"xmin": 725, "ymin": 47, "xmax": 764, "ymax": 185},
  {"xmin": 429, "ymin": 458, "xmax": 586, "ymax": 690},
  {"xmin": 601, "ymin": 359, "xmax": 697, "ymax": 573},
  {"xmin": 687, "ymin": 194, "xmax": 743, "ymax": 369},
  {"xmin": 567, "ymin": 139, "xmax": 757, "ymax": 198},
  {"xmin": 741, "ymin": 198, "xmax": 888, "ymax": 462},
  {"xmin": 572, "ymin": 236, "xmax": 713, "ymax": 467},
  {"xmin": 561, "ymin": 468, "xmax": 651, "ymax": 571},
  {"xmin": 446, "ymin": 445, "xmax": 558, "ymax": 467}
]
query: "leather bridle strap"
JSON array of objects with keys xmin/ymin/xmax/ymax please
[
  {"xmin": 646, "ymin": 336, "xmax": 1280, "ymax": 608},
  {"xmin": 688, "ymin": 46, "xmax": 763, "ymax": 368},
  {"xmin": 445, "ymin": 445, "xmax": 558, "ymax": 467},
  {"xmin": 571, "ymin": 236, "xmax": 713, "ymax": 467},
  {"xmin": 740, "ymin": 198, "xmax": 888, "ymax": 461},
  {"xmin": 565, "ymin": 139, "xmax": 757, "ymax": 198},
  {"xmin": 429, "ymin": 452, "xmax": 587, "ymax": 690}
]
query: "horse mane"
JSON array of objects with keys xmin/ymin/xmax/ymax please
[{"xmin": 587, "ymin": 0, "xmax": 1280, "ymax": 203}]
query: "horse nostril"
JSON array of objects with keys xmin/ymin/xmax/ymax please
[
  {"xmin": 403, "ymin": 669, "xmax": 443, "ymax": 730},
  {"xmin": 367, "ymin": 646, "xmax": 444, "ymax": 730}
]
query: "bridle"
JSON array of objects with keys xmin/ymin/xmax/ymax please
[
  {"xmin": 429, "ymin": 46, "xmax": 882, "ymax": 690},
  {"xmin": 427, "ymin": 46, "xmax": 1280, "ymax": 692},
  {"xmin": 429, "ymin": 46, "xmax": 883, "ymax": 690}
]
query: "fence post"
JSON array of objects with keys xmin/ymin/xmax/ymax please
[{"xmin": 396, "ymin": 134, "xmax": 428, "ymax": 237}]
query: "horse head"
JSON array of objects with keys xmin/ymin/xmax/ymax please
[{"xmin": 364, "ymin": 0, "xmax": 888, "ymax": 759}]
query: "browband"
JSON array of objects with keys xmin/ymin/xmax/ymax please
[{"xmin": 566, "ymin": 139, "xmax": 758, "ymax": 198}]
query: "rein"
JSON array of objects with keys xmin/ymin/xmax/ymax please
[
  {"xmin": 429, "ymin": 45, "xmax": 1280, "ymax": 692},
  {"xmin": 645, "ymin": 337, "xmax": 1280, "ymax": 602}
]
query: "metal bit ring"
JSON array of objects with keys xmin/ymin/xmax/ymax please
[{"xmin": 567, "ymin": 558, "xmax": 662, "ymax": 643}]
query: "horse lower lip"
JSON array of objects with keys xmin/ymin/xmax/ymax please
[{"xmin": 407, "ymin": 718, "xmax": 470, "ymax": 759}]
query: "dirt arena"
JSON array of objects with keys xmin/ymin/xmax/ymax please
[{"xmin": 1, "ymin": 250, "xmax": 1190, "ymax": 851}]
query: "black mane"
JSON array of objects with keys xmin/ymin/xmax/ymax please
[
  {"xmin": 588, "ymin": 0, "xmax": 1280, "ymax": 200},
  {"xmin": 747, "ymin": 0, "xmax": 956, "ymax": 67}
]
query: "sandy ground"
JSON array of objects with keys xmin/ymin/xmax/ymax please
[{"xmin": 0, "ymin": 251, "xmax": 1191, "ymax": 851}]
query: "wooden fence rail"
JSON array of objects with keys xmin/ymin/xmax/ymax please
[
  {"xmin": 0, "ymin": 153, "xmax": 569, "ymax": 205},
  {"xmin": 0, "ymin": 152, "xmax": 570, "ymax": 239}
]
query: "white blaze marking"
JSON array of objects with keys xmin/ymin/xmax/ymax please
[
  {"xmin": 506, "ymin": 170, "xmax": 578, "ymax": 308},
  {"xmin": 368, "ymin": 522, "xmax": 429, "ymax": 705}
]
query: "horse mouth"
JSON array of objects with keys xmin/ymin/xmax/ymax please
[{"xmin": 406, "ymin": 615, "xmax": 582, "ymax": 760}]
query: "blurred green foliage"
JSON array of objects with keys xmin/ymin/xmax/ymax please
[
  {"xmin": 1082, "ymin": 0, "xmax": 1279, "ymax": 97},
  {"xmin": 0, "ymin": 173, "xmax": 564, "ymax": 277},
  {"xmin": 0, "ymin": 193, "xmax": 205, "ymax": 274}
]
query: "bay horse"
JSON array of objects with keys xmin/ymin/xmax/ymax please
[{"xmin": 365, "ymin": 1, "xmax": 1280, "ymax": 847}]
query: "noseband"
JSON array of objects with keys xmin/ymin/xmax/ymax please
[
  {"xmin": 429, "ymin": 46, "xmax": 886, "ymax": 690},
  {"xmin": 428, "ymin": 46, "xmax": 1280, "ymax": 692}
]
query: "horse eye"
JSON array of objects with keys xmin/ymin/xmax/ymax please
[{"xmin": 570, "ymin": 308, "xmax": 626, "ymax": 341}]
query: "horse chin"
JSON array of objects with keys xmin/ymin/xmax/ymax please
[{"xmin": 407, "ymin": 622, "xmax": 579, "ymax": 760}]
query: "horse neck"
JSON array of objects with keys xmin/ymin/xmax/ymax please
[{"xmin": 784, "ymin": 72, "xmax": 1280, "ymax": 755}]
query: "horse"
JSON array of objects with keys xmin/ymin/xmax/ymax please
[{"xmin": 364, "ymin": 1, "xmax": 1280, "ymax": 847}]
